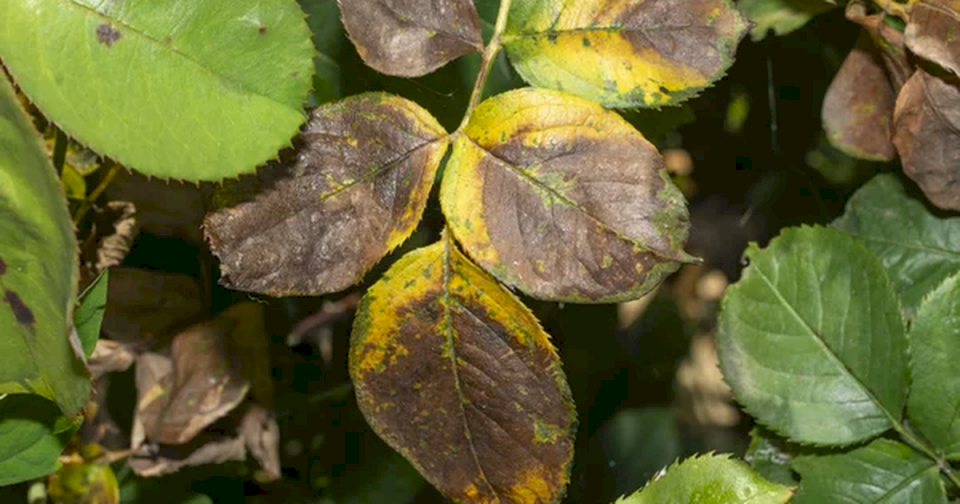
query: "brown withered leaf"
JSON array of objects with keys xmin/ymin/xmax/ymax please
[
  {"xmin": 822, "ymin": 31, "xmax": 897, "ymax": 161},
  {"xmin": 205, "ymin": 93, "xmax": 449, "ymax": 296},
  {"xmin": 893, "ymin": 70, "xmax": 960, "ymax": 211},
  {"xmin": 100, "ymin": 267, "xmax": 206, "ymax": 345},
  {"xmin": 905, "ymin": 0, "xmax": 960, "ymax": 78},
  {"xmin": 339, "ymin": 0, "xmax": 483, "ymax": 77},
  {"xmin": 350, "ymin": 237, "xmax": 576, "ymax": 504},
  {"xmin": 129, "ymin": 430, "xmax": 247, "ymax": 478},
  {"xmin": 88, "ymin": 339, "xmax": 136, "ymax": 380},
  {"xmin": 240, "ymin": 404, "xmax": 281, "ymax": 481},
  {"xmin": 846, "ymin": 1, "xmax": 912, "ymax": 88}
]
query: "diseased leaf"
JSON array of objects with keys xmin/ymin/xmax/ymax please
[
  {"xmin": 350, "ymin": 237, "xmax": 576, "ymax": 504},
  {"xmin": 441, "ymin": 88, "xmax": 694, "ymax": 303},
  {"xmin": 740, "ymin": 0, "xmax": 837, "ymax": 41},
  {"xmin": 892, "ymin": 69, "xmax": 960, "ymax": 211},
  {"xmin": 791, "ymin": 439, "xmax": 946, "ymax": 504},
  {"xmin": 905, "ymin": 0, "xmax": 960, "ymax": 78},
  {"xmin": 906, "ymin": 273, "xmax": 960, "ymax": 459},
  {"xmin": 75, "ymin": 270, "xmax": 109, "ymax": 358},
  {"xmin": 339, "ymin": 0, "xmax": 483, "ymax": 77},
  {"xmin": 744, "ymin": 428, "xmax": 799, "ymax": 487},
  {"xmin": 0, "ymin": 72, "xmax": 88, "ymax": 416},
  {"xmin": 502, "ymin": 0, "xmax": 749, "ymax": 107},
  {"xmin": 822, "ymin": 32, "xmax": 897, "ymax": 161},
  {"xmin": 613, "ymin": 454, "xmax": 794, "ymax": 504},
  {"xmin": 833, "ymin": 174, "xmax": 960, "ymax": 313},
  {"xmin": 845, "ymin": 1, "xmax": 912, "ymax": 89},
  {"xmin": 0, "ymin": 395, "xmax": 81, "ymax": 486},
  {"xmin": 205, "ymin": 93, "xmax": 448, "ymax": 296},
  {"xmin": 0, "ymin": 0, "xmax": 313, "ymax": 181},
  {"xmin": 717, "ymin": 226, "xmax": 907, "ymax": 446}
]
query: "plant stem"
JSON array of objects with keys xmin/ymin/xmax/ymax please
[
  {"xmin": 894, "ymin": 421, "xmax": 960, "ymax": 491},
  {"xmin": 52, "ymin": 128, "xmax": 67, "ymax": 176},
  {"xmin": 456, "ymin": 0, "xmax": 513, "ymax": 133},
  {"xmin": 72, "ymin": 160, "xmax": 120, "ymax": 225}
]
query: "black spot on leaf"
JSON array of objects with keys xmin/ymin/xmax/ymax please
[
  {"xmin": 4, "ymin": 289, "xmax": 35, "ymax": 328},
  {"xmin": 96, "ymin": 24, "xmax": 122, "ymax": 47},
  {"xmin": 258, "ymin": 24, "xmax": 267, "ymax": 35}
]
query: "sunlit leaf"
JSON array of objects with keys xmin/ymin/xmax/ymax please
[
  {"xmin": 907, "ymin": 273, "xmax": 960, "ymax": 459},
  {"xmin": 905, "ymin": 0, "xmax": 960, "ymax": 78},
  {"xmin": 740, "ymin": 0, "xmax": 837, "ymax": 41},
  {"xmin": 350, "ymin": 237, "xmax": 576, "ymax": 504},
  {"xmin": 205, "ymin": 93, "xmax": 448, "ymax": 296},
  {"xmin": 48, "ymin": 461, "xmax": 120, "ymax": 504},
  {"xmin": 717, "ymin": 226, "xmax": 907, "ymax": 446},
  {"xmin": 833, "ymin": 174, "xmax": 960, "ymax": 313},
  {"xmin": 441, "ymin": 88, "xmax": 694, "ymax": 303},
  {"xmin": 502, "ymin": 0, "xmax": 749, "ymax": 107},
  {"xmin": 0, "ymin": 395, "xmax": 81, "ymax": 486},
  {"xmin": 339, "ymin": 0, "xmax": 483, "ymax": 77},
  {"xmin": 791, "ymin": 439, "xmax": 946, "ymax": 504},
  {"xmin": 75, "ymin": 270, "xmax": 109, "ymax": 358},
  {"xmin": 0, "ymin": 0, "xmax": 314, "ymax": 180},
  {"xmin": 892, "ymin": 69, "xmax": 960, "ymax": 211},
  {"xmin": 613, "ymin": 453, "xmax": 793, "ymax": 504},
  {"xmin": 0, "ymin": 72, "xmax": 87, "ymax": 416}
]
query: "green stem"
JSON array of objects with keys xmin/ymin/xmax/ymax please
[
  {"xmin": 72, "ymin": 160, "xmax": 120, "ymax": 225},
  {"xmin": 52, "ymin": 128, "xmax": 67, "ymax": 176},
  {"xmin": 456, "ymin": 0, "xmax": 513, "ymax": 134},
  {"xmin": 894, "ymin": 421, "xmax": 960, "ymax": 491}
]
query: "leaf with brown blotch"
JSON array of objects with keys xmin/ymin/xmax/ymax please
[
  {"xmin": 905, "ymin": 0, "xmax": 960, "ymax": 78},
  {"xmin": 441, "ymin": 88, "xmax": 696, "ymax": 303},
  {"xmin": 893, "ymin": 70, "xmax": 960, "ymax": 211},
  {"xmin": 822, "ymin": 31, "xmax": 897, "ymax": 161},
  {"xmin": 350, "ymin": 237, "xmax": 577, "ymax": 504},
  {"xmin": 339, "ymin": 0, "xmax": 483, "ymax": 77},
  {"xmin": 845, "ymin": 1, "xmax": 911, "ymax": 89},
  {"xmin": 205, "ymin": 93, "xmax": 449, "ymax": 296}
]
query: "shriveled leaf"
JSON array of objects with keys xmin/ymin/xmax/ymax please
[
  {"xmin": 822, "ymin": 32, "xmax": 897, "ymax": 161},
  {"xmin": 101, "ymin": 268, "xmax": 206, "ymax": 345},
  {"xmin": 717, "ymin": 226, "xmax": 907, "ymax": 446},
  {"xmin": 744, "ymin": 428, "xmax": 798, "ymax": 487},
  {"xmin": 239, "ymin": 404, "xmax": 281, "ymax": 481},
  {"xmin": 339, "ymin": 0, "xmax": 483, "ymax": 77},
  {"xmin": 0, "ymin": 0, "xmax": 313, "ymax": 181},
  {"xmin": 892, "ymin": 69, "xmax": 960, "ymax": 211},
  {"xmin": 75, "ymin": 270, "xmax": 109, "ymax": 358},
  {"xmin": 833, "ymin": 174, "xmax": 960, "ymax": 313},
  {"xmin": 907, "ymin": 273, "xmax": 960, "ymax": 458},
  {"xmin": 206, "ymin": 93, "xmax": 449, "ymax": 296},
  {"xmin": 350, "ymin": 238, "xmax": 576, "ymax": 504},
  {"xmin": 0, "ymin": 72, "xmax": 87, "ymax": 416},
  {"xmin": 88, "ymin": 340, "xmax": 136, "ymax": 381},
  {"xmin": 845, "ymin": 1, "xmax": 912, "ymax": 89},
  {"xmin": 48, "ymin": 462, "xmax": 120, "ymax": 504},
  {"xmin": 502, "ymin": 0, "xmax": 749, "ymax": 107},
  {"xmin": 0, "ymin": 395, "xmax": 81, "ymax": 486},
  {"xmin": 740, "ymin": 0, "xmax": 837, "ymax": 41},
  {"xmin": 441, "ymin": 88, "xmax": 694, "ymax": 303},
  {"xmin": 791, "ymin": 439, "xmax": 946, "ymax": 504},
  {"xmin": 905, "ymin": 0, "xmax": 960, "ymax": 78},
  {"xmin": 129, "ymin": 429, "xmax": 246, "ymax": 478},
  {"xmin": 613, "ymin": 454, "xmax": 794, "ymax": 504}
]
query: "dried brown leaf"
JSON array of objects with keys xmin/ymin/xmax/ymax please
[
  {"xmin": 905, "ymin": 0, "xmax": 960, "ymax": 77},
  {"xmin": 101, "ymin": 267, "xmax": 206, "ymax": 345},
  {"xmin": 240, "ymin": 404, "xmax": 281, "ymax": 481},
  {"xmin": 846, "ymin": 1, "xmax": 912, "ymax": 88}
]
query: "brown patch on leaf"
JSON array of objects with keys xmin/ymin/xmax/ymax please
[
  {"xmin": 0, "ymin": 257, "xmax": 6, "ymax": 275},
  {"xmin": 845, "ymin": 1, "xmax": 911, "ymax": 88},
  {"xmin": 906, "ymin": 0, "xmax": 960, "ymax": 78},
  {"xmin": 4, "ymin": 289, "xmax": 35, "ymax": 328},
  {"xmin": 96, "ymin": 24, "xmax": 122, "ymax": 47},
  {"xmin": 893, "ymin": 70, "xmax": 960, "ymax": 211},
  {"xmin": 339, "ymin": 0, "xmax": 483, "ymax": 77}
]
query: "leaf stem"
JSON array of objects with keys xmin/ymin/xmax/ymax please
[
  {"xmin": 72, "ymin": 160, "xmax": 120, "ymax": 225},
  {"xmin": 456, "ymin": 0, "xmax": 513, "ymax": 133},
  {"xmin": 893, "ymin": 420, "xmax": 960, "ymax": 491},
  {"xmin": 52, "ymin": 128, "xmax": 67, "ymax": 176}
]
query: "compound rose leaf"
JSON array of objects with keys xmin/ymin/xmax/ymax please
[
  {"xmin": 350, "ymin": 237, "xmax": 576, "ymax": 504},
  {"xmin": 205, "ymin": 93, "xmax": 449, "ymax": 296}
]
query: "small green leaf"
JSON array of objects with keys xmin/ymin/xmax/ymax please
[
  {"xmin": 0, "ymin": 0, "xmax": 314, "ymax": 181},
  {"xmin": 0, "ymin": 395, "xmax": 81, "ymax": 486},
  {"xmin": 75, "ymin": 270, "xmax": 109, "ymax": 358},
  {"xmin": 300, "ymin": 0, "xmax": 342, "ymax": 104},
  {"xmin": 740, "ymin": 0, "xmax": 838, "ymax": 41},
  {"xmin": 0, "ymin": 73, "xmax": 88, "ymax": 416},
  {"xmin": 792, "ymin": 439, "xmax": 946, "ymax": 504},
  {"xmin": 907, "ymin": 272, "xmax": 960, "ymax": 459},
  {"xmin": 48, "ymin": 462, "xmax": 120, "ymax": 504},
  {"xmin": 744, "ymin": 428, "xmax": 798, "ymax": 487},
  {"xmin": 613, "ymin": 453, "xmax": 793, "ymax": 504},
  {"xmin": 717, "ymin": 226, "xmax": 907, "ymax": 446},
  {"xmin": 833, "ymin": 174, "xmax": 960, "ymax": 313}
]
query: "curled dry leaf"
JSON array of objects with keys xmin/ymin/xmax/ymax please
[
  {"xmin": 101, "ymin": 267, "xmax": 206, "ymax": 345},
  {"xmin": 441, "ymin": 88, "xmax": 695, "ymax": 303},
  {"xmin": 240, "ymin": 404, "xmax": 281, "ymax": 481},
  {"xmin": 205, "ymin": 93, "xmax": 449, "ymax": 296},
  {"xmin": 129, "ymin": 431, "xmax": 247, "ymax": 478},
  {"xmin": 893, "ymin": 70, "xmax": 960, "ymax": 211},
  {"xmin": 88, "ymin": 340, "xmax": 136, "ymax": 380},
  {"xmin": 350, "ymin": 237, "xmax": 576, "ymax": 504},
  {"xmin": 905, "ymin": 0, "xmax": 960, "ymax": 78},
  {"xmin": 339, "ymin": 0, "xmax": 483, "ymax": 77},
  {"xmin": 845, "ymin": 1, "xmax": 911, "ymax": 88}
]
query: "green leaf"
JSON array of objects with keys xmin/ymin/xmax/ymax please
[
  {"xmin": 596, "ymin": 408, "xmax": 683, "ymax": 498},
  {"xmin": 744, "ymin": 428, "xmax": 799, "ymax": 487},
  {"xmin": 0, "ymin": 0, "xmax": 314, "ymax": 181},
  {"xmin": 0, "ymin": 395, "xmax": 82, "ymax": 486},
  {"xmin": 75, "ymin": 270, "xmax": 109, "ymax": 358},
  {"xmin": 502, "ymin": 0, "xmax": 749, "ymax": 108},
  {"xmin": 833, "ymin": 174, "xmax": 960, "ymax": 313},
  {"xmin": 299, "ymin": 0, "xmax": 342, "ymax": 104},
  {"xmin": 350, "ymin": 236, "xmax": 576, "ymax": 504},
  {"xmin": 48, "ymin": 462, "xmax": 120, "ymax": 504},
  {"xmin": 0, "ymin": 73, "xmax": 88, "ymax": 416},
  {"xmin": 907, "ymin": 272, "xmax": 960, "ymax": 459},
  {"xmin": 613, "ymin": 453, "xmax": 793, "ymax": 504},
  {"xmin": 739, "ymin": 0, "xmax": 838, "ymax": 41},
  {"xmin": 792, "ymin": 439, "xmax": 946, "ymax": 504},
  {"xmin": 717, "ymin": 226, "xmax": 907, "ymax": 446}
]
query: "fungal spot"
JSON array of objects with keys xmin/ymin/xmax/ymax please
[
  {"xmin": 4, "ymin": 289, "xmax": 35, "ymax": 328},
  {"xmin": 96, "ymin": 24, "xmax": 122, "ymax": 47},
  {"xmin": 0, "ymin": 257, "xmax": 5, "ymax": 275},
  {"xmin": 164, "ymin": 36, "xmax": 173, "ymax": 45},
  {"xmin": 258, "ymin": 24, "xmax": 267, "ymax": 35},
  {"xmin": 659, "ymin": 86, "xmax": 670, "ymax": 95}
]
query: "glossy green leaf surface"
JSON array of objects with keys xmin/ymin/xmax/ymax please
[
  {"xmin": 0, "ymin": 395, "xmax": 81, "ymax": 486},
  {"xmin": 907, "ymin": 273, "xmax": 960, "ymax": 459},
  {"xmin": 833, "ymin": 174, "xmax": 960, "ymax": 313},
  {"xmin": 613, "ymin": 454, "xmax": 793, "ymax": 504},
  {"xmin": 717, "ymin": 226, "xmax": 907, "ymax": 446},
  {"xmin": 75, "ymin": 270, "xmax": 109, "ymax": 358},
  {"xmin": 0, "ymin": 0, "xmax": 314, "ymax": 181},
  {"xmin": 0, "ymin": 73, "xmax": 88, "ymax": 416},
  {"xmin": 792, "ymin": 439, "xmax": 946, "ymax": 504}
]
